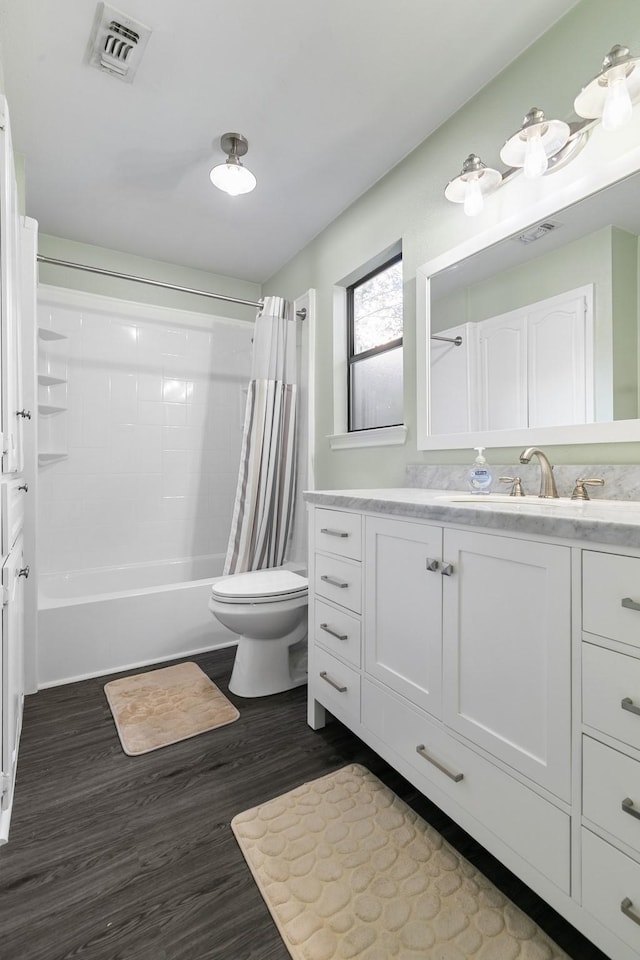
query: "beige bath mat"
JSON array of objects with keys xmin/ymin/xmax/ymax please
[
  {"xmin": 231, "ymin": 764, "xmax": 569, "ymax": 960},
  {"xmin": 104, "ymin": 661, "xmax": 239, "ymax": 756}
]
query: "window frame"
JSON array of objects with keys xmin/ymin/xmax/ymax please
[{"xmin": 346, "ymin": 251, "xmax": 403, "ymax": 433}]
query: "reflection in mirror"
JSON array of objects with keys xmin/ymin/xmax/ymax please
[{"xmin": 429, "ymin": 173, "xmax": 639, "ymax": 439}]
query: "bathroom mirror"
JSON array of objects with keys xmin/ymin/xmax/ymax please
[{"xmin": 417, "ymin": 169, "xmax": 640, "ymax": 450}]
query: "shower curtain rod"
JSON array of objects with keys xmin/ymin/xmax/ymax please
[{"xmin": 36, "ymin": 255, "xmax": 307, "ymax": 319}]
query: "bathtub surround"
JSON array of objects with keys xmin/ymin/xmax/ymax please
[
  {"xmin": 225, "ymin": 296, "xmax": 299, "ymax": 574},
  {"xmin": 104, "ymin": 662, "xmax": 239, "ymax": 756},
  {"xmin": 37, "ymin": 286, "xmax": 252, "ymax": 573}
]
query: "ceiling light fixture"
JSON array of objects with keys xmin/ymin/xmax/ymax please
[
  {"xmin": 500, "ymin": 108, "xmax": 571, "ymax": 180},
  {"xmin": 444, "ymin": 154, "xmax": 502, "ymax": 217},
  {"xmin": 209, "ymin": 132, "xmax": 256, "ymax": 196},
  {"xmin": 574, "ymin": 44, "xmax": 640, "ymax": 131}
]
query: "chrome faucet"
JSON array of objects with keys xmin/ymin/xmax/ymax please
[{"xmin": 519, "ymin": 447, "xmax": 559, "ymax": 498}]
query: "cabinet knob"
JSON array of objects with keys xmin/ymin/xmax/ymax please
[
  {"xmin": 441, "ymin": 562, "xmax": 454, "ymax": 577},
  {"xmin": 18, "ymin": 483, "xmax": 28, "ymax": 493},
  {"xmin": 18, "ymin": 565, "xmax": 30, "ymax": 579},
  {"xmin": 425, "ymin": 558, "xmax": 439, "ymax": 572}
]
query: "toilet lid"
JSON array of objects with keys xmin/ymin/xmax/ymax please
[{"xmin": 211, "ymin": 568, "xmax": 308, "ymax": 603}]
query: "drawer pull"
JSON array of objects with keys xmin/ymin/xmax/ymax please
[
  {"xmin": 621, "ymin": 697, "xmax": 640, "ymax": 717},
  {"xmin": 621, "ymin": 797, "xmax": 640, "ymax": 821},
  {"xmin": 321, "ymin": 574, "xmax": 349, "ymax": 589},
  {"xmin": 416, "ymin": 744, "xmax": 464, "ymax": 783},
  {"xmin": 621, "ymin": 597, "xmax": 640, "ymax": 612},
  {"xmin": 320, "ymin": 527, "xmax": 349, "ymax": 538},
  {"xmin": 621, "ymin": 898, "xmax": 640, "ymax": 927},
  {"xmin": 320, "ymin": 623, "xmax": 348, "ymax": 641},
  {"xmin": 320, "ymin": 670, "xmax": 347, "ymax": 693}
]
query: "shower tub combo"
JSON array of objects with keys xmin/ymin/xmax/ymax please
[{"xmin": 38, "ymin": 554, "xmax": 237, "ymax": 687}]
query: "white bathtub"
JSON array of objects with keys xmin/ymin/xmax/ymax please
[{"xmin": 37, "ymin": 554, "xmax": 238, "ymax": 687}]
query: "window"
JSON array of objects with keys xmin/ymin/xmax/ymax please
[{"xmin": 347, "ymin": 253, "xmax": 403, "ymax": 431}]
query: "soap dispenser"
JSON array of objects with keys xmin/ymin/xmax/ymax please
[{"xmin": 468, "ymin": 447, "xmax": 492, "ymax": 494}]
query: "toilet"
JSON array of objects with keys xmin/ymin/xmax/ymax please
[{"xmin": 208, "ymin": 567, "xmax": 308, "ymax": 697}]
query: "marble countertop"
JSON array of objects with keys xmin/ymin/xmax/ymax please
[{"xmin": 304, "ymin": 488, "xmax": 640, "ymax": 549}]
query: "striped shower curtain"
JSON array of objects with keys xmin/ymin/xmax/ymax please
[{"xmin": 224, "ymin": 296, "xmax": 298, "ymax": 574}]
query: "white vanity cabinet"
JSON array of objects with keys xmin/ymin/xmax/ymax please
[{"xmin": 307, "ymin": 495, "xmax": 640, "ymax": 960}]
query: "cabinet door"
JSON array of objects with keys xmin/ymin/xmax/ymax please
[
  {"xmin": 477, "ymin": 311, "xmax": 527, "ymax": 431},
  {"xmin": 0, "ymin": 532, "xmax": 25, "ymax": 840},
  {"xmin": 364, "ymin": 516, "xmax": 443, "ymax": 717},
  {"xmin": 527, "ymin": 289, "xmax": 593, "ymax": 427},
  {"xmin": 442, "ymin": 529, "xmax": 571, "ymax": 800},
  {"xmin": 0, "ymin": 99, "xmax": 22, "ymax": 474}
]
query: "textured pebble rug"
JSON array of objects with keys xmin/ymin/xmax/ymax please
[
  {"xmin": 231, "ymin": 764, "xmax": 569, "ymax": 960},
  {"xmin": 104, "ymin": 661, "xmax": 239, "ymax": 756}
]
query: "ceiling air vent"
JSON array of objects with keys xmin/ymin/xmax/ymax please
[
  {"xmin": 514, "ymin": 221, "xmax": 562, "ymax": 245},
  {"xmin": 86, "ymin": 2, "xmax": 152, "ymax": 83}
]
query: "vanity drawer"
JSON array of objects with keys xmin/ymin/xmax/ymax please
[
  {"xmin": 314, "ymin": 553, "xmax": 361, "ymax": 614},
  {"xmin": 314, "ymin": 508, "xmax": 362, "ymax": 560},
  {"xmin": 582, "ymin": 828, "xmax": 640, "ymax": 954},
  {"xmin": 312, "ymin": 646, "xmax": 360, "ymax": 727},
  {"xmin": 313, "ymin": 598, "xmax": 361, "ymax": 668},
  {"xmin": 361, "ymin": 679, "xmax": 570, "ymax": 893},
  {"xmin": 583, "ymin": 551, "xmax": 640, "ymax": 650},
  {"xmin": 583, "ymin": 642, "xmax": 640, "ymax": 748},
  {"xmin": 583, "ymin": 736, "xmax": 640, "ymax": 850}
]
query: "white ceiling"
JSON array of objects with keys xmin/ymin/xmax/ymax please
[{"xmin": 0, "ymin": 0, "xmax": 580, "ymax": 283}]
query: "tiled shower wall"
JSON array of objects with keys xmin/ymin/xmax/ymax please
[{"xmin": 37, "ymin": 290, "xmax": 253, "ymax": 574}]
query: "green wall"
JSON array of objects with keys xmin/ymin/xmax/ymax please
[
  {"xmin": 263, "ymin": 0, "xmax": 640, "ymax": 486},
  {"xmin": 37, "ymin": 234, "xmax": 259, "ymax": 324}
]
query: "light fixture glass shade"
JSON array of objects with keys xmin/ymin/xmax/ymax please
[
  {"xmin": 574, "ymin": 45, "xmax": 640, "ymax": 130},
  {"xmin": 444, "ymin": 155, "xmax": 501, "ymax": 216},
  {"xmin": 500, "ymin": 108, "xmax": 570, "ymax": 179},
  {"xmin": 210, "ymin": 159, "xmax": 256, "ymax": 196}
]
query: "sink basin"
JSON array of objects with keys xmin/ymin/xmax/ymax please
[
  {"xmin": 435, "ymin": 494, "xmax": 640, "ymax": 510},
  {"xmin": 437, "ymin": 495, "xmax": 583, "ymax": 507}
]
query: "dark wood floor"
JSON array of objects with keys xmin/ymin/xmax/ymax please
[{"xmin": 0, "ymin": 647, "xmax": 611, "ymax": 960}]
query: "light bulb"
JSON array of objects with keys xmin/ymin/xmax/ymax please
[
  {"xmin": 463, "ymin": 177, "xmax": 483, "ymax": 216},
  {"xmin": 602, "ymin": 74, "xmax": 633, "ymax": 130},
  {"xmin": 523, "ymin": 133, "xmax": 548, "ymax": 179},
  {"xmin": 210, "ymin": 161, "xmax": 256, "ymax": 196}
]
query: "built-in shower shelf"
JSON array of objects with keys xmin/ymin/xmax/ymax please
[
  {"xmin": 38, "ymin": 373, "xmax": 67, "ymax": 386},
  {"xmin": 38, "ymin": 404, "xmax": 67, "ymax": 417},
  {"xmin": 38, "ymin": 451, "xmax": 68, "ymax": 464},
  {"xmin": 38, "ymin": 327, "xmax": 67, "ymax": 341}
]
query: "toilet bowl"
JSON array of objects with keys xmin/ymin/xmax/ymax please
[{"xmin": 208, "ymin": 567, "xmax": 308, "ymax": 697}]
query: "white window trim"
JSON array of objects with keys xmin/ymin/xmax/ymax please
[
  {"xmin": 328, "ymin": 424, "xmax": 407, "ymax": 449},
  {"xmin": 331, "ymin": 241, "xmax": 405, "ymax": 448}
]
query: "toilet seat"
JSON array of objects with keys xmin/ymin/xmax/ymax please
[{"xmin": 211, "ymin": 568, "xmax": 308, "ymax": 604}]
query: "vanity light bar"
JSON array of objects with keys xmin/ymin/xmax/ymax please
[{"xmin": 446, "ymin": 43, "xmax": 639, "ymax": 215}]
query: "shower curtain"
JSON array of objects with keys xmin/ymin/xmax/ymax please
[{"xmin": 224, "ymin": 296, "xmax": 298, "ymax": 574}]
